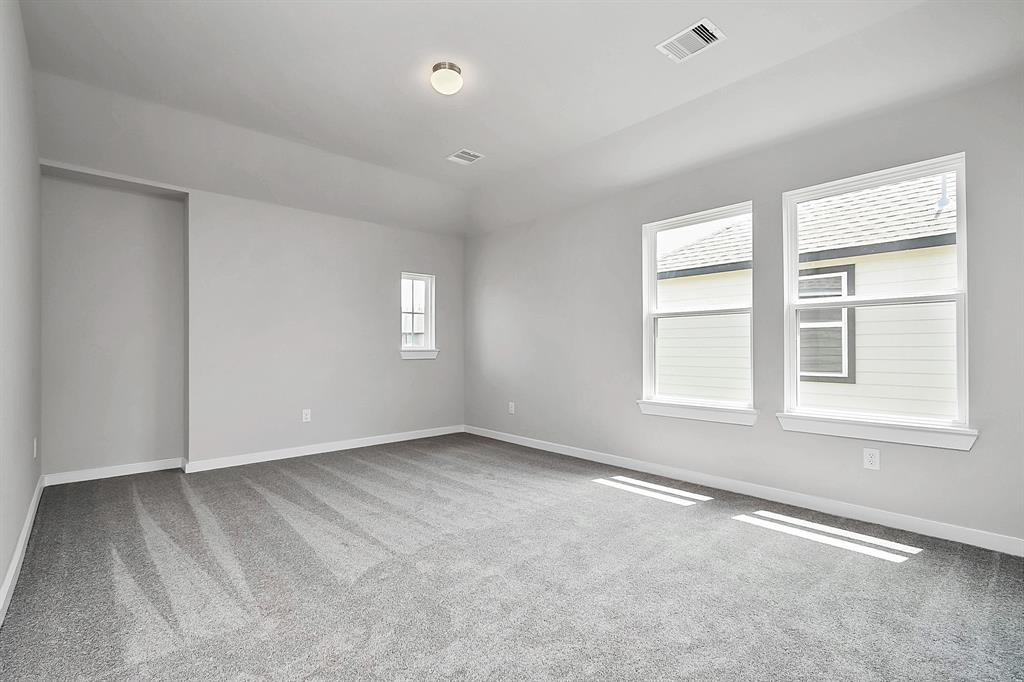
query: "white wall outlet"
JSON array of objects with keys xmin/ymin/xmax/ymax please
[
  {"xmin": 508, "ymin": 401, "xmax": 516, "ymax": 415},
  {"xmin": 33, "ymin": 437, "xmax": 37, "ymax": 460},
  {"xmin": 302, "ymin": 408, "xmax": 312, "ymax": 423},
  {"xmin": 863, "ymin": 447, "xmax": 880, "ymax": 470}
]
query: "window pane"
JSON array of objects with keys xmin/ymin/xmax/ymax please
[
  {"xmin": 655, "ymin": 313, "xmax": 751, "ymax": 405},
  {"xmin": 656, "ymin": 212, "xmax": 752, "ymax": 310},
  {"xmin": 412, "ymin": 312, "xmax": 424, "ymax": 333},
  {"xmin": 403, "ymin": 332, "xmax": 424, "ymax": 348},
  {"xmin": 799, "ymin": 325, "xmax": 844, "ymax": 375},
  {"xmin": 413, "ymin": 278, "xmax": 426, "ymax": 313},
  {"xmin": 796, "ymin": 171, "xmax": 958, "ymax": 296},
  {"xmin": 401, "ymin": 313, "xmax": 412, "ymax": 334},
  {"xmin": 799, "ymin": 275, "xmax": 843, "ymax": 298},
  {"xmin": 401, "ymin": 278, "xmax": 413, "ymax": 312},
  {"xmin": 798, "ymin": 301, "xmax": 957, "ymax": 420},
  {"xmin": 801, "ymin": 308, "xmax": 843, "ymax": 324}
]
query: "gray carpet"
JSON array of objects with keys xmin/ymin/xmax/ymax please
[{"xmin": 0, "ymin": 433, "xmax": 1021, "ymax": 681}]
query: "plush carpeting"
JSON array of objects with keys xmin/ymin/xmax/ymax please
[{"xmin": 0, "ymin": 433, "xmax": 1021, "ymax": 681}]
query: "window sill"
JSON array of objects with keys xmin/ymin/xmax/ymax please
[
  {"xmin": 400, "ymin": 349, "xmax": 439, "ymax": 360},
  {"xmin": 776, "ymin": 412, "xmax": 978, "ymax": 451},
  {"xmin": 637, "ymin": 400, "xmax": 758, "ymax": 426}
]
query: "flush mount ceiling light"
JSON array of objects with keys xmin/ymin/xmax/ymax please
[{"xmin": 430, "ymin": 61, "xmax": 463, "ymax": 95}]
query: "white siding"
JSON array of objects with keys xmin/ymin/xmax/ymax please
[
  {"xmin": 655, "ymin": 246, "xmax": 958, "ymax": 417},
  {"xmin": 656, "ymin": 270, "xmax": 751, "ymax": 403},
  {"xmin": 658, "ymin": 268, "xmax": 751, "ymax": 310},
  {"xmin": 813, "ymin": 244, "xmax": 957, "ymax": 297},
  {"xmin": 655, "ymin": 314, "xmax": 752, "ymax": 404},
  {"xmin": 800, "ymin": 300, "xmax": 957, "ymax": 419},
  {"xmin": 798, "ymin": 245, "xmax": 957, "ymax": 420}
]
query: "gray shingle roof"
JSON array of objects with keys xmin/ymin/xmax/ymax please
[
  {"xmin": 657, "ymin": 215, "xmax": 752, "ymax": 274},
  {"xmin": 658, "ymin": 172, "xmax": 957, "ymax": 274}
]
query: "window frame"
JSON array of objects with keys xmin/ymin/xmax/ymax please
[
  {"xmin": 779, "ymin": 152, "xmax": 975, "ymax": 449},
  {"xmin": 639, "ymin": 201, "xmax": 758, "ymax": 425},
  {"xmin": 400, "ymin": 272, "xmax": 438, "ymax": 360},
  {"xmin": 798, "ymin": 264, "xmax": 856, "ymax": 384}
]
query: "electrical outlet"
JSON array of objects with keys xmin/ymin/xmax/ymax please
[
  {"xmin": 302, "ymin": 408, "xmax": 312, "ymax": 423},
  {"xmin": 863, "ymin": 447, "xmax": 880, "ymax": 470},
  {"xmin": 508, "ymin": 401, "xmax": 516, "ymax": 415}
]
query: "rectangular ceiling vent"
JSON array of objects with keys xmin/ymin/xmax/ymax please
[
  {"xmin": 447, "ymin": 149, "xmax": 484, "ymax": 165},
  {"xmin": 656, "ymin": 19, "xmax": 725, "ymax": 64}
]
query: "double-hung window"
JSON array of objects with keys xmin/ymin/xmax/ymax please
[
  {"xmin": 780, "ymin": 153, "xmax": 976, "ymax": 449},
  {"xmin": 400, "ymin": 272, "xmax": 438, "ymax": 359},
  {"xmin": 639, "ymin": 201, "xmax": 756, "ymax": 425}
]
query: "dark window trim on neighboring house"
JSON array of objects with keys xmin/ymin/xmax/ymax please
[
  {"xmin": 656, "ymin": 233, "xmax": 955, "ymax": 280},
  {"xmin": 797, "ymin": 232, "xmax": 955, "ymax": 264},
  {"xmin": 798, "ymin": 264, "xmax": 856, "ymax": 384},
  {"xmin": 657, "ymin": 259, "xmax": 752, "ymax": 280}
]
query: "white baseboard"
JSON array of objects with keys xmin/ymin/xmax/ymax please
[
  {"xmin": 43, "ymin": 458, "xmax": 185, "ymax": 486},
  {"xmin": 183, "ymin": 425, "xmax": 467, "ymax": 473},
  {"xmin": 465, "ymin": 425, "xmax": 1024, "ymax": 557},
  {"xmin": 1, "ymin": 476, "xmax": 44, "ymax": 627}
]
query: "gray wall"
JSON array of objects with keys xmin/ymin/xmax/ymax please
[
  {"xmin": 0, "ymin": 0, "xmax": 42, "ymax": 611},
  {"xmin": 465, "ymin": 71, "xmax": 1024, "ymax": 540},
  {"xmin": 40, "ymin": 176, "xmax": 186, "ymax": 474},
  {"xmin": 188, "ymin": 191, "xmax": 464, "ymax": 461}
]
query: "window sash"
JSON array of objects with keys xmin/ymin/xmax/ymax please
[
  {"xmin": 795, "ymin": 300, "xmax": 959, "ymax": 422},
  {"xmin": 791, "ymin": 291, "xmax": 963, "ymax": 311},
  {"xmin": 651, "ymin": 311, "xmax": 757, "ymax": 405},
  {"xmin": 651, "ymin": 306, "xmax": 751, "ymax": 319},
  {"xmin": 400, "ymin": 273, "xmax": 435, "ymax": 350},
  {"xmin": 781, "ymin": 152, "xmax": 968, "ymax": 427}
]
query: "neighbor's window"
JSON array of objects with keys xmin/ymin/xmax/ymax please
[
  {"xmin": 641, "ymin": 202, "xmax": 753, "ymax": 417},
  {"xmin": 798, "ymin": 265, "xmax": 855, "ymax": 383},
  {"xmin": 783, "ymin": 154, "xmax": 966, "ymax": 425},
  {"xmin": 401, "ymin": 272, "xmax": 436, "ymax": 357}
]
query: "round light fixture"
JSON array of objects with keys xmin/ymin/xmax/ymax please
[{"xmin": 430, "ymin": 61, "xmax": 463, "ymax": 96}]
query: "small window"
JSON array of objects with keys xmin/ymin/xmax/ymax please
[
  {"xmin": 400, "ymin": 273, "xmax": 437, "ymax": 359},
  {"xmin": 798, "ymin": 265, "xmax": 855, "ymax": 383}
]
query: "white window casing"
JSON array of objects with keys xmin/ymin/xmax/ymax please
[
  {"xmin": 640, "ymin": 201, "xmax": 758, "ymax": 425},
  {"xmin": 400, "ymin": 272, "xmax": 438, "ymax": 359},
  {"xmin": 779, "ymin": 153, "xmax": 976, "ymax": 450}
]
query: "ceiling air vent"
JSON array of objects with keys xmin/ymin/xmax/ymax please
[
  {"xmin": 656, "ymin": 19, "xmax": 725, "ymax": 64},
  {"xmin": 447, "ymin": 149, "xmax": 484, "ymax": 165}
]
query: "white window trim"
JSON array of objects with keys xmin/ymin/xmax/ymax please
[
  {"xmin": 638, "ymin": 399, "xmax": 758, "ymax": 425},
  {"xmin": 780, "ymin": 152, "xmax": 973, "ymax": 449},
  {"xmin": 776, "ymin": 412, "xmax": 978, "ymax": 451},
  {"xmin": 400, "ymin": 272, "xmax": 438, "ymax": 359},
  {"xmin": 400, "ymin": 349, "xmax": 439, "ymax": 360},
  {"xmin": 640, "ymin": 201, "xmax": 758, "ymax": 426}
]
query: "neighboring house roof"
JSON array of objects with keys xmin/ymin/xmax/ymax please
[
  {"xmin": 657, "ymin": 214, "xmax": 752, "ymax": 276},
  {"xmin": 658, "ymin": 172, "xmax": 957, "ymax": 276}
]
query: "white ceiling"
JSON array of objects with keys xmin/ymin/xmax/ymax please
[
  {"xmin": 20, "ymin": 0, "xmax": 1024, "ymax": 233},
  {"xmin": 22, "ymin": 0, "xmax": 922, "ymax": 186}
]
